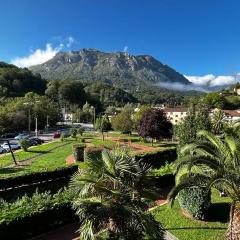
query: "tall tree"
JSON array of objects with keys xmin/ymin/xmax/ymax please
[
  {"xmin": 138, "ymin": 109, "xmax": 172, "ymax": 146},
  {"xmin": 95, "ymin": 116, "xmax": 111, "ymax": 140},
  {"xmin": 169, "ymin": 130, "xmax": 240, "ymax": 239},
  {"xmin": 111, "ymin": 110, "xmax": 133, "ymax": 134}
]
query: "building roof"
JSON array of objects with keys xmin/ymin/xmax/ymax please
[
  {"xmin": 222, "ymin": 109, "xmax": 240, "ymax": 117},
  {"xmin": 163, "ymin": 107, "xmax": 188, "ymax": 113}
]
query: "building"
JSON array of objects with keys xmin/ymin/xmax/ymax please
[
  {"xmin": 234, "ymin": 84, "xmax": 240, "ymax": 96},
  {"xmin": 163, "ymin": 107, "xmax": 189, "ymax": 125},
  {"xmin": 212, "ymin": 109, "xmax": 240, "ymax": 122},
  {"xmin": 61, "ymin": 108, "xmax": 74, "ymax": 123}
]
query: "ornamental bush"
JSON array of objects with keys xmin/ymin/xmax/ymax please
[
  {"xmin": 177, "ymin": 186, "xmax": 211, "ymax": 220},
  {"xmin": 19, "ymin": 139, "xmax": 31, "ymax": 151},
  {"xmin": 0, "ymin": 189, "xmax": 76, "ymax": 239},
  {"xmin": 84, "ymin": 147, "xmax": 103, "ymax": 162},
  {"xmin": 73, "ymin": 144, "xmax": 86, "ymax": 161},
  {"xmin": 70, "ymin": 128, "xmax": 77, "ymax": 138}
]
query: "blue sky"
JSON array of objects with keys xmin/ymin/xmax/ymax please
[{"xmin": 1, "ymin": 0, "xmax": 240, "ymax": 86}]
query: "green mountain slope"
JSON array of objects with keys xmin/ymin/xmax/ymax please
[{"xmin": 30, "ymin": 48, "xmax": 190, "ymax": 89}]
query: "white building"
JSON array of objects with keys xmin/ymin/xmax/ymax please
[
  {"xmin": 211, "ymin": 109, "xmax": 240, "ymax": 122},
  {"xmin": 163, "ymin": 107, "xmax": 188, "ymax": 125}
]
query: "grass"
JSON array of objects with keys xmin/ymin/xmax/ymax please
[
  {"xmin": 152, "ymin": 189, "xmax": 231, "ymax": 240},
  {"xmin": 91, "ymin": 139, "xmax": 117, "ymax": 149},
  {"xmin": 0, "ymin": 141, "xmax": 65, "ymax": 167},
  {"xmin": 0, "ymin": 140, "xmax": 81, "ymax": 179}
]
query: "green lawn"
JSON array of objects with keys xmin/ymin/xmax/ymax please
[
  {"xmin": 152, "ymin": 190, "xmax": 231, "ymax": 240},
  {"xmin": 91, "ymin": 139, "xmax": 117, "ymax": 148},
  {"xmin": 0, "ymin": 141, "xmax": 65, "ymax": 167},
  {"xmin": 0, "ymin": 140, "xmax": 80, "ymax": 179}
]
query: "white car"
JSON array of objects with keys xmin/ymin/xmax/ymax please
[
  {"xmin": 1, "ymin": 142, "xmax": 21, "ymax": 151},
  {"xmin": 0, "ymin": 146, "xmax": 7, "ymax": 154},
  {"xmin": 14, "ymin": 134, "xmax": 29, "ymax": 140}
]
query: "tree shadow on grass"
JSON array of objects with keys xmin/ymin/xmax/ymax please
[
  {"xmin": 206, "ymin": 202, "xmax": 230, "ymax": 223},
  {"xmin": 0, "ymin": 167, "xmax": 24, "ymax": 175},
  {"xmin": 27, "ymin": 150, "xmax": 50, "ymax": 154}
]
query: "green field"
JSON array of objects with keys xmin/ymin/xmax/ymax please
[
  {"xmin": 0, "ymin": 140, "xmax": 79, "ymax": 179},
  {"xmin": 0, "ymin": 141, "xmax": 65, "ymax": 167},
  {"xmin": 152, "ymin": 190, "xmax": 230, "ymax": 240}
]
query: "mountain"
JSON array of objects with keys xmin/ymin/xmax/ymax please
[
  {"xmin": 30, "ymin": 49, "xmax": 190, "ymax": 89},
  {"xmin": 0, "ymin": 62, "xmax": 46, "ymax": 97}
]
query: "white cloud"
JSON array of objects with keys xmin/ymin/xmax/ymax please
[
  {"xmin": 11, "ymin": 36, "xmax": 77, "ymax": 68},
  {"xmin": 66, "ymin": 36, "xmax": 75, "ymax": 48},
  {"xmin": 11, "ymin": 43, "xmax": 62, "ymax": 68},
  {"xmin": 123, "ymin": 46, "xmax": 128, "ymax": 52},
  {"xmin": 157, "ymin": 74, "xmax": 240, "ymax": 92},
  {"xmin": 185, "ymin": 74, "xmax": 239, "ymax": 88}
]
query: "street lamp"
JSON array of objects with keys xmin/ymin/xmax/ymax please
[
  {"xmin": 91, "ymin": 106, "xmax": 96, "ymax": 126},
  {"xmin": 35, "ymin": 117, "xmax": 38, "ymax": 137},
  {"xmin": 46, "ymin": 115, "xmax": 49, "ymax": 133},
  {"xmin": 23, "ymin": 101, "xmax": 40, "ymax": 134}
]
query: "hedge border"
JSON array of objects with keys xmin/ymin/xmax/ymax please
[{"xmin": 0, "ymin": 165, "xmax": 78, "ymax": 190}]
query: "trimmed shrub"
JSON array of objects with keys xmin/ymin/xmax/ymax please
[
  {"xmin": 134, "ymin": 147, "xmax": 177, "ymax": 168},
  {"xmin": 73, "ymin": 144, "xmax": 86, "ymax": 162},
  {"xmin": 0, "ymin": 190, "xmax": 77, "ymax": 239},
  {"xmin": 177, "ymin": 187, "xmax": 211, "ymax": 220},
  {"xmin": 0, "ymin": 166, "xmax": 78, "ymax": 190},
  {"xmin": 19, "ymin": 139, "xmax": 31, "ymax": 151},
  {"xmin": 84, "ymin": 147, "xmax": 103, "ymax": 162},
  {"xmin": 70, "ymin": 128, "xmax": 77, "ymax": 138}
]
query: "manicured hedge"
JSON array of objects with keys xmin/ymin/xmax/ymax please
[
  {"xmin": 134, "ymin": 147, "xmax": 177, "ymax": 168},
  {"xmin": 73, "ymin": 144, "xmax": 86, "ymax": 161},
  {"xmin": 84, "ymin": 147, "xmax": 103, "ymax": 161},
  {"xmin": 0, "ymin": 190, "xmax": 77, "ymax": 240},
  {"xmin": 177, "ymin": 187, "xmax": 211, "ymax": 220},
  {"xmin": 0, "ymin": 177, "xmax": 70, "ymax": 201},
  {"xmin": 0, "ymin": 165, "xmax": 78, "ymax": 190}
]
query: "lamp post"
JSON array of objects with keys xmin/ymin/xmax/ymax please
[
  {"xmin": 24, "ymin": 100, "xmax": 40, "ymax": 134},
  {"xmin": 35, "ymin": 117, "xmax": 38, "ymax": 137},
  {"xmin": 46, "ymin": 115, "xmax": 49, "ymax": 133},
  {"xmin": 91, "ymin": 106, "xmax": 96, "ymax": 126}
]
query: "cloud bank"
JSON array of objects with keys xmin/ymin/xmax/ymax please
[
  {"xmin": 11, "ymin": 36, "xmax": 76, "ymax": 68},
  {"xmin": 157, "ymin": 74, "xmax": 240, "ymax": 92}
]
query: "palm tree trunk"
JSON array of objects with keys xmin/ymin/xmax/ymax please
[{"xmin": 227, "ymin": 202, "xmax": 240, "ymax": 240}]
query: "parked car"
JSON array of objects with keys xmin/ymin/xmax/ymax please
[
  {"xmin": 14, "ymin": 134, "xmax": 30, "ymax": 140},
  {"xmin": 0, "ymin": 146, "xmax": 7, "ymax": 154},
  {"xmin": 53, "ymin": 132, "xmax": 61, "ymax": 139},
  {"xmin": 0, "ymin": 133, "xmax": 18, "ymax": 139},
  {"xmin": 1, "ymin": 142, "xmax": 21, "ymax": 151},
  {"xmin": 29, "ymin": 137, "xmax": 44, "ymax": 145},
  {"xmin": 61, "ymin": 130, "xmax": 71, "ymax": 137}
]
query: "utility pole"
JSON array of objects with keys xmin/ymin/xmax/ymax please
[
  {"xmin": 46, "ymin": 115, "xmax": 49, "ymax": 133},
  {"xmin": 35, "ymin": 117, "xmax": 38, "ymax": 137}
]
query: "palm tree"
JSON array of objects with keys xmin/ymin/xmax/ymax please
[
  {"xmin": 70, "ymin": 148, "xmax": 164, "ymax": 240},
  {"xmin": 212, "ymin": 109, "xmax": 226, "ymax": 134},
  {"xmin": 169, "ymin": 130, "xmax": 240, "ymax": 240}
]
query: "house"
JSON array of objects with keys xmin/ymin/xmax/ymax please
[
  {"xmin": 234, "ymin": 84, "xmax": 240, "ymax": 96},
  {"xmin": 221, "ymin": 109, "xmax": 240, "ymax": 122},
  {"xmin": 210, "ymin": 108, "xmax": 240, "ymax": 122},
  {"xmin": 163, "ymin": 107, "xmax": 189, "ymax": 125},
  {"xmin": 61, "ymin": 108, "xmax": 74, "ymax": 123}
]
